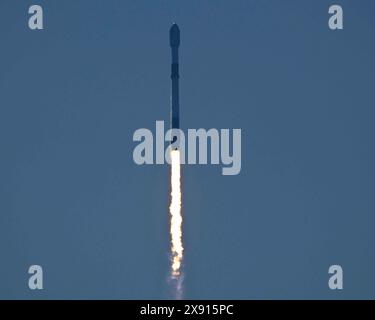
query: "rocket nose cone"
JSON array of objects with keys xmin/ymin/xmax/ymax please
[{"xmin": 169, "ymin": 23, "xmax": 180, "ymax": 47}]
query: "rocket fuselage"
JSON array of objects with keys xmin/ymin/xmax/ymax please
[{"xmin": 170, "ymin": 24, "xmax": 180, "ymax": 135}]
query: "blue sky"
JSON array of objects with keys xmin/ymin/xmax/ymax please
[{"xmin": 0, "ymin": 0, "xmax": 374, "ymax": 299}]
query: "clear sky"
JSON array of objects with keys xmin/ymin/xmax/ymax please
[{"xmin": 0, "ymin": 0, "xmax": 374, "ymax": 299}]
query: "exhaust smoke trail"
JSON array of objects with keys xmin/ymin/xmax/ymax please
[{"xmin": 169, "ymin": 149, "xmax": 184, "ymax": 299}]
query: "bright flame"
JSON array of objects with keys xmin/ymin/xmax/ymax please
[{"xmin": 169, "ymin": 149, "xmax": 183, "ymax": 279}]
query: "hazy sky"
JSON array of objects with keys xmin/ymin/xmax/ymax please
[{"xmin": 1, "ymin": 0, "xmax": 374, "ymax": 299}]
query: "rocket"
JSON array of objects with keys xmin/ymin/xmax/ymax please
[{"xmin": 170, "ymin": 23, "xmax": 180, "ymax": 147}]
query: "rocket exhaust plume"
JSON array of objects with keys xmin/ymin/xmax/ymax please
[
  {"xmin": 168, "ymin": 23, "xmax": 184, "ymax": 299},
  {"xmin": 169, "ymin": 149, "xmax": 183, "ymax": 297},
  {"xmin": 170, "ymin": 150, "xmax": 183, "ymax": 276}
]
